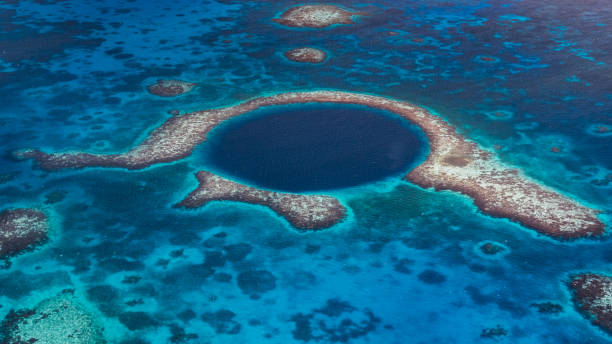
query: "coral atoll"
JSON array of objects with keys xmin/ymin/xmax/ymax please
[{"xmin": 15, "ymin": 91, "xmax": 605, "ymax": 236}]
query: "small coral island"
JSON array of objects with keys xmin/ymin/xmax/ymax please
[
  {"xmin": 0, "ymin": 289, "xmax": 105, "ymax": 343},
  {"xmin": 284, "ymin": 47, "xmax": 327, "ymax": 64},
  {"xmin": 14, "ymin": 91, "xmax": 605, "ymax": 236},
  {"xmin": 569, "ymin": 273, "xmax": 612, "ymax": 333},
  {"xmin": 147, "ymin": 79, "xmax": 196, "ymax": 97},
  {"xmin": 0, "ymin": 208, "xmax": 48, "ymax": 261},
  {"xmin": 177, "ymin": 171, "xmax": 345, "ymax": 230},
  {"xmin": 273, "ymin": 5, "xmax": 364, "ymax": 29}
]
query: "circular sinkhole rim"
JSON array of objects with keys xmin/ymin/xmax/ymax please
[{"xmin": 192, "ymin": 102, "xmax": 431, "ymax": 194}]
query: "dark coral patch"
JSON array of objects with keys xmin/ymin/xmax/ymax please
[
  {"xmin": 169, "ymin": 324, "xmax": 198, "ymax": 343},
  {"xmin": 531, "ymin": 302, "xmax": 563, "ymax": 314},
  {"xmin": 178, "ymin": 309, "xmax": 196, "ymax": 322},
  {"xmin": 203, "ymin": 251, "xmax": 226, "ymax": 268},
  {"xmin": 119, "ymin": 311, "xmax": 158, "ymax": 331},
  {"xmin": 98, "ymin": 257, "xmax": 144, "ymax": 272},
  {"xmin": 480, "ymin": 325, "xmax": 508, "ymax": 339},
  {"xmin": 393, "ymin": 258, "xmax": 413, "ymax": 274},
  {"xmin": 86, "ymin": 284, "xmax": 120, "ymax": 316},
  {"xmin": 213, "ymin": 272, "xmax": 232, "ymax": 283},
  {"xmin": 418, "ymin": 270, "xmax": 447, "ymax": 284},
  {"xmin": 0, "ymin": 19, "xmax": 104, "ymax": 63},
  {"xmin": 201, "ymin": 309, "xmax": 241, "ymax": 334},
  {"xmin": 465, "ymin": 285, "xmax": 526, "ymax": 317},
  {"xmin": 44, "ymin": 190, "xmax": 67, "ymax": 204},
  {"xmin": 236, "ymin": 270, "xmax": 276, "ymax": 296},
  {"xmin": 223, "ymin": 243, "xmax": 252, "ymax": 262},
  {"xmin": 0, "ymin": 271, "xmax": 70, "ymax": 299},
  {"xmin": 477, "ymin": 241, "xmax": 507, "ymax": 256},
  {"xmin": 290, "ymin": 299, "xmax": 380, "ymax": 342}
]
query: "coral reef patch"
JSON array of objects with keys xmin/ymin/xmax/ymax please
[
  {"xmin": 0, "ymin": 208, "xmax": 48, "ymax": 260},
  {"xmin": 290, "ymin": 299, "xmax": 380, "ymax": 342},
  {"xmin": 146, "ymin": 79, "xmax": 196, "ymax": 97},
  {"xmin": 177, "ymin": 171, "xmax": 346, "ymax": 230},
  {"xmin": 569, "ymin": 273, "xmax": 612, "ymax": 334},
  {"xmin": 273, "ymin": 5, "xmax": 364, "ymax": 29},
  {"xmin": 284, "ymin": 47, "xmax": 327, "ymax": 63},
  {"xmin": 15, "ymin": 90, "xmax": 604, "ymax": 237},
  {"xmin": 0, "ymin": 289, "xmax": 105, "ymax": 344}
]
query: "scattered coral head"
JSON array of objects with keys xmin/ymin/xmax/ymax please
[
  {"xmin": 147, "ymin": 79, "xmax": 196, "ymax": 97},
  {"xmin": 284, "ymin": 47, "xmax": 327, "ymax": 64}
]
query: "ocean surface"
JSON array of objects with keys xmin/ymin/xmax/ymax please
[{"xmin": 0, "ymin": 0, "xmax": 611, "ymax": 343}]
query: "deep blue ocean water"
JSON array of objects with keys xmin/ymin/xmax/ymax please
[
  {"xmin": 203, "ymin": 104, "xmax": 426, "ymax": 192},
  {"xmin": 0, "ymin": 0, "xmax": 611, "ymax": 343}
]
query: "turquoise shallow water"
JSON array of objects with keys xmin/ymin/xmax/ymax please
[{"xmin": 0, "ymin": 0, "xmax": 611, "ymax": 343}]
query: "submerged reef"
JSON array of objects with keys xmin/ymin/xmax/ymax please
[
  {"xmin": 530, "ymin": 302, "xmax": 563, "ymax": 314},
  {"xmin": 290, "ymin": 299, "xmax": 380, "ymax": 342},
  {"xmin": 480, "ymin": 325, "xmax": 508, "ymax": 339},
  {"xmin": 284, "ymin": 47, "xmax": 327, "ymax": 64},
  {"xmin": 478, "ymin": 241, "xmax": 507, "ymax": 256},
  {"xmin": 177, "ymin": 171, "xmax": 346, "ymax": 230},
  {"xmin": 146, "ymin": 79, "xmax": 196, "ymax": 97},
  {"xmin": 15, "ymin": 90, "xmax": 605, "ymax": 236},
  {"xmin": 0, "ymin": 208, "xmax": 48, "ymax": 259},
  {"xmin": 569, "ymin": 273, "xmax": 612, "ymax": 334},
  {"xmin": 273, "ymin": 5, "xmax": 364, "ymax": 29},
  {"xmin": 587, "ymin": 124, "xmax": 612, "ymax": 137},
  {"xmin": 0, "ymin": 290, "xmax": 105, "ymax": 344}
]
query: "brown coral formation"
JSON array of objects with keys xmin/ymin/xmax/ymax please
[
  {"xmin": 284, "ymin": 47, "xmax": 327, "ymax": 64},
  {"xmin": 147, "ymin": 79, "xmax": 196, "ymax": 97},
  {"xmin": 177, "ymin": 171, "xmax": 346, "ymax": 230},
  {"xmin": 0, "ymin": 208, "xmax": 48, "ymax": 259},
  {"xmin": 15, "ymin": 91, "xmax": 605, "ymax": 237},
  {"xmin": 273, "ymin": 5, "xmax": 364, "ymax": 29},
  {"xmin": 569, "ymin": 273, "xmax": 612, "ymax": 333}
]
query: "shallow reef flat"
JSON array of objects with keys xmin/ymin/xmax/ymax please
[
  {"xmin": 0, "ymin": 208, "xmax": 48, "ymax": 261},
  {"xmin": 14, "ymin": 90, "xmax": 604, "ymax": 236},
  {"xmin": 0, "ymin": 289, "xmax": 105, "ymax": 344},
  {"xmin": 177, "ymin": 171, "xmax": 346, "ymax": 230},
  {"xmin": 569, "ymin": 274, "xmax": 612, "ymax": 335},
  {"xmin": 272, "ymin": 5, "xmax": 364, "ymax": 29}
]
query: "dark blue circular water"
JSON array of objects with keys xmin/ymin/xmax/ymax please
[{"xmin": 204, "ymin": 103, "xmax": 427, "ymax": 192}]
